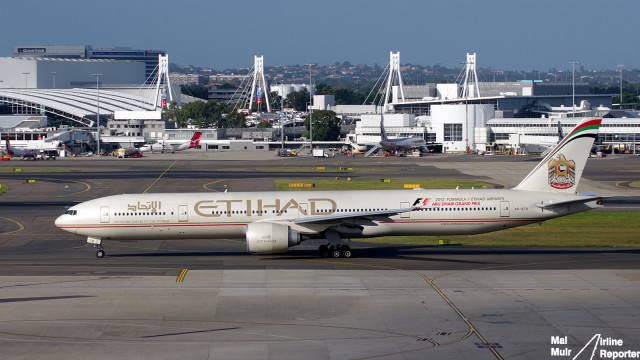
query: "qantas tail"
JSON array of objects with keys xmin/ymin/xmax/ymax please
[
  {"xmin": 189, "ymin": 131, "xmax": 202, "ymax": 149},
  {"xmin": 515, "ymin": 118, "xmax": 601, "ymax": 194}
]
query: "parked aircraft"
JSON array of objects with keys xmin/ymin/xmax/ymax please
[
  {"xmin": 56, "ymin": 118, "xmax": 603, "ymax": 259},
  {"xmin": 378, "ymin": 119, "xmax": 427, "ymax": 154},
  {"xmin": 139, "ymin": 132, "xmax": 202, "ymax": 153},
  {"xmin": 2, "ymin": 134, "xmax": 41, "ymax": 160},
  {"xmin": 521, "ymin": 121, "xmax": 565, "ymax": 155}
]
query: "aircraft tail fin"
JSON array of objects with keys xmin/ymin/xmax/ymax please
[
  {"xmin": 380, "ymin": 118, "xmax": 388, "ymax": 141},
  {"xmin": 515, "ymin": 118, "xmax": 601, "ymax": 194},
  {"xmin": 557, "ymin": 121, "xmax": 564, "ymax": 141},
  {"xmin": 4, "ymin": 134, "xmax": 14, "ymax": 156},
  {"xmin": 189, "ymin": 131, "xmax": 202, "ymax": 149}
]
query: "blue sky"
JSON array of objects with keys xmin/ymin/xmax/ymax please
[{"xmin": 2, "ymin": 0, "xmax": 638, "ymax": 71}]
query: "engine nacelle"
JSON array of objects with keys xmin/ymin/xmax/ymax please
[{"xmin": 246, "ymin": 222, "xmax": 300, "ymax": 254}]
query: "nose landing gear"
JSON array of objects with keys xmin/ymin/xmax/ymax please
[{"xmin": 87, "ymin": 237, "xmax": 105, "ymax": 259}]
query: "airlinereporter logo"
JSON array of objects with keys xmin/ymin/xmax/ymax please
[{"xmin": 550, "ymin": 334, "xmax": 639, "ymax": 359}]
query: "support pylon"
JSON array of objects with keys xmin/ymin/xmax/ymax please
[
  {"xmin": 461, "ymin": 52, "xmax": 480, "ymax": 99},
  {"xmin": 248, "ymin": 55, "xmax": 271, "ymax": 113},
  {"xmin": 153, "ymin": 54, "xmax": 174, "ymax": 110},
  {"xmin": 383, "ymin": 51, "xmax": 405, "ymax": 109}
]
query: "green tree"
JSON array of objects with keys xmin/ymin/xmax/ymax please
[
  {"xmin": 256, "ymin": 121, "xmax": 273, "ymax": 128},
  {"xmin": 286, "ymin": 89, "xmax": 310, "ymax": 111},
  {"xmin": 304, "ymin": 110, "xmax": 340, "ymax": 141},
  {"xmin": 162, "ymin": 101, "xmax": 180, "ymax": 126},
  {"xmin": 613, "ymin": 92, "xmax": 640, "ymax": 110},
  {"xmin": 177, "ymin": 100, "xmax": 225, "ymax": 128},
  {"xmin": 222, "ymin": 107, "xmax": 247, "ymax": 128}
]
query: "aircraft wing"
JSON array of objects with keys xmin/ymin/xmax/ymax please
[
  {"xmin": 535, "ymin": 195, "xmax": 605, "ymax": 209},
  {"xmin": 258, "ymin": 207, "xmax": 414, "ymax": 225}
]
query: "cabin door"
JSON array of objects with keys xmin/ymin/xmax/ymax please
[
  {"xmin": 500, "ymin": 201, "xmax": 510, "ymax": 217},
  {"xmin": 100, "ymin": 206, "xmax": 110, "ymax": 223},
  {"xmin": 178, "ymin": 205, "xmax": 188, "ymax": 222}
]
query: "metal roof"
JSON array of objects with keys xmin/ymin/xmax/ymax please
[{"xmin": 0, "ymin": 88, "xmax": 158, "ymax": 126}]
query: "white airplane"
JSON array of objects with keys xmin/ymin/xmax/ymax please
[
  {"xmin": 379, "ymin": 119, "xmax": 427, "ymax": 153},
  {"xmin": 521, "ymin": 121, "xmax": 565, "ymax": 155},
  {"xmin": 139, "ymin": 131, "xmax": 202, "ymax": 153},
  {"xmin": 2, "ymin": 134, "xmax": 41, "ymax": 160},
  {"xmin": 56, "ymin": 118, "xmax": 604, "ymax": 259}
]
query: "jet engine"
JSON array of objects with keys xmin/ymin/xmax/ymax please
[{"xmin": 246, "ymin": 222, "xmax": 301, "ymax": 254}]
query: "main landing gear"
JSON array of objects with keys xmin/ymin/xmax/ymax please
[
  {"xmin": 95, "ymin": 246, "xmax": 105, "ymax": 258},
  {"xmin": 318, "ymin": 244, "xmax": 352, "ymax": 258},
  {"xmin": 317, "ymin": 229, "xmax": 353, "ymax": 258}
]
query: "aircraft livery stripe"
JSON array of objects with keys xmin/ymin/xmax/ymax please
[{"xmin": 56, "ymin": 223, "xmax": 248, "ymax": 229}]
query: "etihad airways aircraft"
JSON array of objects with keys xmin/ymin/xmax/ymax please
[
  {"xmin": 139, "ymin": 131, "xmax": 202, "ymax": 153},
  {"xmin": 56, "ymin": 118, "xmax": 603, "ymax": 259}
]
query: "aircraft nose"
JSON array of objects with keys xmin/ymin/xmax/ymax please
[{"xmin": 55, "ymin": 213, "xmax": 71, "ymax": 228}]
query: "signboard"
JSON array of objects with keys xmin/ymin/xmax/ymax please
[{"xmin": 17, "ymin": 48, "xmax": 46, "ymax": 54}]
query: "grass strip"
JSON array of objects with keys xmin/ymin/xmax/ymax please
[{"xmin": 276, "ymin": 178, "xmax": 495, "ymax": 191}]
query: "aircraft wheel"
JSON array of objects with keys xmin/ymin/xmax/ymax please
[
  {"xmin": 96, "ymin": 249, "xmax": 105, "ymax": 258},
  {"xmin": 341, "ymin": 246, "xmax": 352, "ymax": 258},
  {"xmin": 331, "ymin": 248, "xmax": 341, "ymax": 258},
  {"xmin": 318, "ymin": 245, "xmax": 329, "ymax": 258}
]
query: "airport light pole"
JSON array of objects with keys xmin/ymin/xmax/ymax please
[
  {"xmin": 617, "ymin": 64, "xmax": 624, "ymax": 109},
  {"xmin": 91, "ymin": 73, "xmax": 103, "ymax": 155},
  {"xmin": 21, "ymin": 72, "xmax": 30, "ymax": 88},
  {"xmin": 569, "ymin": 61, "xmax": 579, "ymax": 117},
  {"xmin": 51, "ymin": 72, "xmax": 56, "ymax": 89},
  {"xmin": 306, "ymin": 63, "xmax": 315, "ymax": 151}
]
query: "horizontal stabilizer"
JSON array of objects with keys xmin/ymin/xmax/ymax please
[{"xmin": 535, "ymin": 196, "xmax": 604, "ymax": 209}]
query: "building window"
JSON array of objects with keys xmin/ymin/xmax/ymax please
[{"xmin": 444, "ymin": 124, "xmax": 463, "ymax": 141}]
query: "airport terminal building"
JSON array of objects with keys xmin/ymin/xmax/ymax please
[{"xmin": 13, "ymin": 45, "xmax": 166, "ymax": 83}]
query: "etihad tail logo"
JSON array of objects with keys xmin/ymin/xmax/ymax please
[{"xmin": 548, "ymin": 154, "xmax": 576, "ymax": 189}]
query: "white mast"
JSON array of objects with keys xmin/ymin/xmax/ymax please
[
  {"xmin": 461, "ymin": 52, "xmax": 480, "ymax": 99},
  {"xmin": 383, "ymin": 51, "xmax": 405, "ymax": 110},
  {"xmin": 153, "ymin": 54, "xmax": 174, "ymax": 110},
  {"xmin": 248, "ymin": 55, "xmax": 271, "ymax": 113}
]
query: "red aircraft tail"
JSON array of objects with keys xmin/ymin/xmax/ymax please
[
  {"xmin": 189, "ymin": 131, "xmax": 202, "ymax": 149},
  {"xmin": 4, "ymin": 134, "xmax": 14, "ymax": 156}
]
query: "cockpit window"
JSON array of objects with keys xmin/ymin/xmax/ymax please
[{"xmin": 64, "ymin": 210, "xmax": 78, "ymax": 215}]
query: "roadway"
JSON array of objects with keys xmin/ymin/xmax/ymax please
[{"xmin": 0, "ymin": 152, "xmax": 639, "ymax": 359}]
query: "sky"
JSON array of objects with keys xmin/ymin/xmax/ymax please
[{"xmin": 2, "ymin": 0, "xmax": 639, "ymax": 71}]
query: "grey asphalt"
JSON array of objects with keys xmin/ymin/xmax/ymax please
[{"xmin": 0, "ymin": 152, "xmax": 639, "ymax": 359}]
